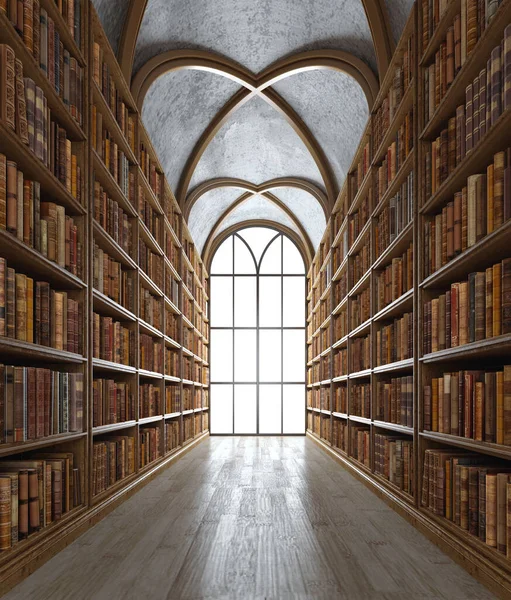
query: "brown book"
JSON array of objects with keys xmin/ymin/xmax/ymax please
[
  {"xmin": 6, "ymin": 160, "xmax": 17, "ymax": 234},
  {"xmin": 14, "ymin": 59, "xmax": 28, "ymax": 145},
  {"xmin": 497, "ymin": 473, "xmax": 511, "ymax": 553},
  {"xmin": 502, "ymin": 258, "xmax": 511, "ymax": 335},
  {"xmin": 0, "ymin": 477, "xmax": 11, "ymax": 550},
  {"xmin": 15, "ymin": 273, "xmax": 26, "ymax": 341},
  {"xmin": 493, "ymin": 262, "xmax": 502, "ymax": 336},
  {"xmin": 487, "ymin": 473, "xmax": 498, "ymax": 548},
  {"xmin": 459, "ymin": 281, "xmax": 468, "ymax": 346},
  {"xmin": 0, "ymin": 44, "xmax": 16, "ymax": 132},
  {"xmin": 504, "ymin": 366, "xmax": 511, "ymax": 446},
  {"xmin": 494, "ymin": 151, "xmax": 505, "ymax": 228},
  {"xmin": 451, "ymin": 282, "xmax": 459, "ymax": 347},
  {"xmin": 474, "ymin": 271, "xmax": 485, "ymax": 341}
]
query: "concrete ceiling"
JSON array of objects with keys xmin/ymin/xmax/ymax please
[{"xmin": 92, "ymin": 0, "xmax": 414, "ymax": 256}]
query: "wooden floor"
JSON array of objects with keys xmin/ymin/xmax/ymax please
[{"xmin": 4, "ymin": 436, "xmax": 496, "ymax": 600}]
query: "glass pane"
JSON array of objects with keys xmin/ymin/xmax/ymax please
[
  {"xmin": 238, "ymin": 227, "xmax": 277, "ymax": 264},
  {"xmin": 210, "ymin": 277, "xmax": 232, "ymax": 327},
  {"xmin": 259, "ymin": 277, "xmax": 281, "ymax": 327},
  {"xmin": 283, "ymin": 237, "xmax": 305, "ymax": 274},
  {"xmin": 210, "ymin": 384, "xmax": 233, "ymax": 434},
  {"xmin": 211, "ymin": 330, "xmax": 233, "ymax": 382},
  {"xmin": 259, "ymin": 330, "xmax": 281, "ymax": 382},
  {"xmin": 234, "ymin": 277, "xmax": 256, "ymax": 327},
  {"xmin": 260, "ymin": 236, "xmax": 282, "ymax": 274},
  {"xmin": 211, "ymin": 236, "xmax": 233, "ymax": 274},
  {"xmin": 283, "ymin": 330, "xmax": 305, "ymax": 382},
  {"xmin": 234, "ymin": 330, "xmax": 256, "ymax": 382},
  {"xmin": 259, "ymin": 384, "xmax": 281, "ymax": 434},
  {"xmin": 283, "ymin": 277, "xmax": 305, "ymax": 327},
  {"xmin": 283, "ymin": 385, "xmax": 305, "ymax": 433},
  {"xmin": 234, "ymin": 384, "xmax": 257, "ymax": 434},
  {"xmin": 234, "ymin": 236, "xmax": 256, "ymax": 274}
]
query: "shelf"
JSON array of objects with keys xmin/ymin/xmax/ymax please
[
  {"xmin": 332, "ymin": 256, "xmax": 349, "ymax": 282},
  {"xmin": 0, "ymin": 337, "xmax": 86, "ymax": 364},
  {"xmin": 139, "ymin": 369, "xmax": 164, "ymax": 379},
  {"xmin": 332, "ymin": 296, "xmax": 348, "ymax": 316},
  {"xmin": 373, "ymin": 288, "xmax": 414, "ymax": 323},
  {"xmin": 420, "ymin": 0, "xmax": 461, "ymax": 66},
  {"xmin": 182, "ymin": 409, "xmax": 194, "ymax": 415},
  {"xmin": 93, "ymin": 221, "xmax": 138, "ymax": 270},
  {"xmin": 332, "ymin": 412, "xmax": 348, "ymax": 419},
  {"xmin": 92, "ymin": 358, "xmax": 136, "ymax": 374},
  {"xmin": 0, "ymin": 431, "xmax": 87, "ymax": 458},
  {"xmin": 349, "ymin": 368, "xmax": 372, "ymax": 379},
  {"xmin": 139, "ymin": 270, "xmax": 164, "ymax": 298},
  {"xmin": 138, "ymin": 167, "xmax": 164, "ymax": 216},
  {"xmin": 92, "ymin": 150, "xmax": 136, "ymax": 218},
  {"xmin": 139, "ymin": 319, "xmax": 164, "ymax": 339},
  {"xmin": 349, "ymin": 268, "xmax": 371, "ymax": 298},
  {"xmin": 348, "ymin": 218, "xmax": 372, "ymax": 257},
  {"xmin": 165, "ymin": 256, "xmax": 181, "ymax": 281},
  {"xmin": 348, "ymin": 167, "xmax": 373, "ymax": 215},
  {"xmin": 349, "ymin": 415, "xmax": 371, "ymax": 425},
  {"xmin": 92, "ymin": 421, "xmax": 137, "ymax": 435},
  {"xmin": 92, "ymin": 472, "xmax": 139, "ymax": 507},
  {"xmin": 164, "ymin": 296, "xmax": 181, "ymax": 314},
  {"xmin": 420, "ymin": 430, "xmax": 511, "ymax": 461},
  {"xmin": 420, "ymin": 0, "xmax": 511, "ymax": 140},
  {"xmin": 139, "ymin": 415, "xmax": 163, "ymax": 425},
  {"xmin": 332, "ymin": 374, "xmax": 348, "ymax": 383},
  {"xmin": 92, "ymin": 81, "xmax": 137, "ymax": 164},
  {"xmin": 372, "ymin": 82, "xmax": 414, "ymax": 166},
  {"xmin": 372, "ymin": 358, "xmax": 414, "ymax": 374},
  {"xmin": 372, "ymin": 220, "xmax": 414, "ymax": 271},
  {"xmin": 139, "ymin": 220, "xmax": 164, "ymax": 257},
  {"xmin": 164, "ymin": 336, "xmax": 180, "ymax": 349},
  {"xmin": 372, "ymin": 472, "xmax": 415, "ymax": 506},
  {"xmin": 332, "ymin": 216, "xmax": 348, "ymax": 247},
  {"xmin": 0, "ymin": 229, "xmax": 85, "ymax": 290},
  {"xmin": 373, "ymin": 420, "xmax": 414, "ymax": 435},
  {"xmin": 332, "ymin": 335, "xmax": 348, "ymax": 350},
  {"xmin": 373, "ymin": 151, "xmax": 414, "ymax": 216},
  {"xmin": 421, "ymin": 107, "xmax": 511, "ymax": 215},
  {"xmin": 348, "ymin": 318, "xmax": 371, "ymax": 339},
  {"xmin": 320, "ymin": 409, "xmax": 331, "ymax": 415},
  {"xmin": 0, "ymin": 11, "xmax": 86, "ymax": 140},
  {"xmin": 164, "ymin": 375, "xmax": 181, "ymax": 383},
  {"xmin": 182, "ymin": 380, "xmax": 194, "ymax": 386},
  {"xmin": 420, "ymin": 219, "xmax": 511, "ymax": 290},
  {"xmin": 164, "ymin": 412, "xmax": 181, "ymax": 419},
  {"xmin": 0, "ymin": 122, "xmax": 85, "ymax": 216},
  {"xmin": 420, "ymin": 334, "xmax": 511, "ymax": 364},
  {"xmin": 93, "ymin": 289, "xmax": 137, "ymax": 322}
]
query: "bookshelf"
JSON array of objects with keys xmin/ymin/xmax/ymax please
[
  {"xmin": 307, "ymin": 2, "xmax": 511, "ymax": 596},
  {"xmin": 0, "ymin": 1, "xmax": 209, "ymax": 591}
]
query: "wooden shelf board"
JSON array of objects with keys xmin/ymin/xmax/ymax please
[
  {"xmin": 349, "ymin": 268, "xmax": 371, "ymax": 298},
  {"xmin": 420, "ymin": 334, "xmax": 511, "ymax": 364},
  {"xmin": 139, "ymin": 415, "xmax": 163, "ymax": 425},
  {"xmin": 373, "ymin": 151, "xmax": 414, "ymax": 215},
  {"xmin": 348, "ymin": 218, "xmax": 372, "ymax": 258},
  {"xmin": 373, "ymin": 288, "xmax": 414, "ymax": 322},
  {"xmin": 420, "ymin": 431, "xmax": 511, "ymax": 460},
  {"xmin": 92, "ymin": 421, "xmax": 137, "ymax": 435},
  {"xmin": 371, "ymin": 471, "xmax": 415, "ymax": 505},
  {"xmin": 164, "ymin": 412, "xmax": 181, "ymax": 419},
  {"xmin": 332, "ymin": 335, "xmax": 348, "ymax": 349},
  {"xmin": 420, "ymin": 0, "xmax": 461, "ymax": 65},
  {"xmin": 92, "ymin": 150, "xmax": 136, "ymax": 218},
  {"xmin": 93, "ymin": 221, "xmax": 138, "ymax": 270},
  {"xmin": 139, "ymin": 270, "xmax": 164, "ymax": 298},
  {"xmin": 348, "ymin": 318, "xmax": 372, "ymax": 339},
  {"xmin": 91, "ymin": 472, "xmax": 139, "ymax": 507},
  {"xmin": 349, "ymin": 369, "xmax": 372, "ymax": 379},
  {"xmin": 92, "ymin": 358, "xmax": 136, "ymax": 374},
  {"xmin": 138, "ymin": 319, "xmax": 164, "ymax": 339},
  {"xmin": 332, "ymin": 412, "xmax": 348, "ymax": 419},
  {"xmin": 348, "ymin": 167, "xmax": 373, "ymax": 216},
  {"xmin": 138, "ymin": 369, "xmax": 164, "ymax": 379},
  {"xmin": 332, "ymin": 375, "xmax": 348, "ymax": 383},
  {"xmin": 0, "ymin": 431, "xmax": 86, "ymax": 457},
  {"xmin": 92, "ymin": 289, "xmax": 137, "ymax": 322},
  {"xmin": 372, "ymin": 221, "xmax": 414, "ymax": 271},
  {"xmin": 139, "ymin": 220, "xmax": 164, "ymax": 257},
  {"xmin": 164, "ymin": 296, "xmax": 181, "ymax": 314},
  {"xmin": 373, "ymin": 420, "xmax": 414, "ymax": 435},
  {"xmin": 349, "ymin": 415, "xmax": 371, "ymax": 425},
  {"xmin": 372, "ymin": 358, "xmax": 414, "ymax": 374},
  {"xmin": 0, "ymin": 338, "xmax": 86, "ymax": 364},
  {"xmin": 137, "ymin": 167, "xmax": 164, "ymax": 216},
  {"xmin": 164, "ymin": 375, "xmax": 181, "ymax": 383},
  {"xmin": 164, "ymin": 336, "xmax": 180, "ymax": 349}
]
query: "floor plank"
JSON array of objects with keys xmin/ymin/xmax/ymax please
[{"xmin": 3, "ymin": 436, "xmax": 497, "ymax": 600}]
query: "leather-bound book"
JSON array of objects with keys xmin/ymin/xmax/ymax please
[
  {"xmin": 14, "ymin": 59, "xmax": 28, "ymax": 145},
  {"xmin": 465, "ymin": 83, "xmax": 473, "ymax": 153},
  {"xmin": 486, "ymin": 474, "xmax": 498, "ymax": 547},
  {"xmin": 479, "ymin": 68, "xmax": 486, "ymax": 138},
  {"xmin": 22, "ymin": 0, "xmax": 33, "ymax": 53},
  {"xmin": 15, "ymin": 273, "xmax": 26, "ymax": 341},
  {"xmin": 485, "ymin": 371, "xmax": 496, "ymax": 443},
  {"xmin": 474, "ymin": 271, "xmax": 485, "ymax": 340},
  {"xmin": 497, "ymin": 473, "xmax": 511, "ymax": 553},
  {"xmin": 0, "ymin": 477, "xmax": 11, "ymax": 550},
  {"xmin": 468, "ymin": 467, "xmax": 480, "ymax": 536},
  {"xmin": 468, "ymin": 272, "xmax": 476, "ymax": 343},
  {"xmin": 0, "ymin": 44, "xmax": 16, "ymax": 132},
  {"xmin": 486, "ymin": 266, "xmax": 493, "ymax": 337},
  {"xmin": 494, "ymin": 150, "xmax": 505, "ymax": 229},
  {"xmin": 502, "ymin": 258, "xmax": 511, "ymax": 335},
  {"xmin": 504, "ymin": 365, "xmax": 511, "ymax": 446},
  {"xmin": 493, "ymin": 262, "xmax": 502, "ymax": 336},
  {"xmin": 459, "ymin": 281, "xmax": 468, "ymax": 345},
  {"xmin": 491, "ymin": 45, "xmax": 502, "ymax": 127}
]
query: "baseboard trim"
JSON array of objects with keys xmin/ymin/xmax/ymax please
[
  {"xmin": 307, "ymin": 431, "xmax": 510, "ymax": 600},
  {"xmin": 0, "ymin": 432, "xmax": 209, "ymax": 597}
]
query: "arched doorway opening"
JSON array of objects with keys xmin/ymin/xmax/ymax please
[{"xmin": 209, "ymin": 226, "xmax": 306, "ymax": 434}]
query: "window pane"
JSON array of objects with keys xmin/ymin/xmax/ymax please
[
  {"xmin": 283, "ymin": 277, "xmax": 305, "ymax": 327},
  {"xmin": 260, "ymin": 236, "xmax": 282, "ymax": 274},
  {"xmin": 211, "ymin": 330, "xmax": 233, "ymax": 382},
  {"xmin": 259, "ymin": 384, "xmax": 281, "ymax": 434},
  {"xmin": 211, "ymin": 236, "xmax": 233, "ymax": 274},
  {"xmin": 283, "ymin": 237, "xmax": 305, "ymax": 274},
  {"xmin": 210, "ymin": 384, "xmax": 233, "ymax": 434},
  {"xmin": 283, "ymin": 385, "xmax": 305, "ymax": 433},
  {"xmin": 234, "ymin": 276, "xmax": 256, "ymax": 327},
  {"xmin": 238, "ymin": 227, "xmax": 277, "ymax": 264},
  {"xmin": 259, "ymin": 330, "xmax": 281, "ymax": 382},
  {"xmin": 234, "ymin": 330, "xmax": 256, "ymax": 382},
  {"xmin": 234, "ymin": 236, "xmax": 256, "ymax": 274},
  {"xmin": 210, "ymin": 277, "xmax": 232, "ymax": 327},
  {"xmin": 283, "ymin": 330, "xmax": 305, "ymax": 382},
  {"xmin": 259, "ymin": 277, "xmax": 281, "ymax": 327},
  {"xmin": 234, "ymin": 384, "xmax": 257, "ymax": 434}
]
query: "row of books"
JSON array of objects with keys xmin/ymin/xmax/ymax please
[
  {"xmin": 139, "ymin": 239, "xmax": 163, "ymax": 291},
  {"xmin": 375, "ymin": 376, "xmax": 414, "ymax": 427},
  {"xmin": 165, "ymin": 385, "xmax": 180, "ymax": 414},
  {"xmin": 165, "ymin": 271, "xmax": 180, "ymax": 308},
  {"xmin": 421, "ymin": 0, "xmax": 503, "ymax": 56},
  {"xmin": 0, "ymin": 258, "xmax": 80, "ymax": 352},
  {"xmin": 93, "ymin": 179, "xmax": 134, "ymax": 257},
  {"xmin": 374, "ymin": 112, "xmax": 414, "ymax": 203},
  {"xmin": 332, "ymin": 417, "xmax": 348, "ymax": 453},
  {"xmin": 139, "ymin": 143, "xmax": 164, "ymax": 204},
  {"xmin": 425, "ymin": 150, "xmax": 510, "ymax": 280},
  {"xmin": 375, "ymin": 311, "xmax": 413, "ymax": 366},
  {"xmin": 138, "ymin": 188, "xmax": 163, "ymax": 247},
  {"xmin": 422, "ymin": 449, "xmax": 511, "ymax": 556},
  {"xmin": 92, "ymin": 313, "xmax": 135, "ymax": 366},
  {"xmin": 351, "ymin": 425, "xmax": 370, "ymax": 467},
  {"xmin": 375, "ymin": 243, "xmax": 413, "ymax": 313},
  {"xmin": 348, "ymin": 190, "xmax": 371, "ymax": 248},
  {"xmin": 92, "ymin": 379, "xmax": 134, "ymax": 428},
  {"xmin": 92, "ymin": 41, "xmax": 136, "ymax": 152},
  {"xmin": 92, "ymin": 436, "xmax": 135, "ymax": 496},
  {"xmin": 166, "ymin": 309, "xmax": 179, "ymax": 342},
  {"xmin": 351, "ymin": 286, "xmax": 370, "ymax": 329},
  {"xmin": 139, "ymin": 425, "xmax": 161, "ymax": 468},
  {"xmin": 93, "ymin": 243, "xmax": 135, "ymax": 312},
  {"xmin": 139, "ymin": 383, "xmax": 161, "ymax": 419},
  {"xmin": 183, "ymin": 412, "xmax": 194, "ymax": 442},
  {"xmin": 351, "ymin": 334, "xmax": 371, "ymax": 373},
  {"xmin": 373, "ymin": 33, "xmax": 414, "ymax": 152},
  {"xmin": 423, "ymin": 366, "xmax": 511, "ymax": 444},
  {"xmin": 0, "ymin": 453, "xmax": 80, "ymax": 549},
  {"xmin": 333, "ymin": 270, "xmax": 348, "ymax": 308},
  {"xmin": 91, "ymin": 110, "xmax": 131, "ymax": 200},
  {"xmin": 422, "ymin": 258, "xmax": 511, "ymax": 355},
  {"xmin": 0, "ymin": 365, "xmax": 83, "ymax": 443},
  {"xmin": 165, "ymin": 420, "xmax": 179, "ymax": 453},
  {"xmin": 375, "ymin": 171, "xmax": 414, "ymax": 259},
  {"xmin": 0, "ymin": 156, "xmax": 82, "ymax": 276},
  {"xmin": 351, "ymin": 235, "xmax": 370, "ymax": 286},
  {"xmin": 332, "ymin": 229, "xmax": 348, "ymax": 272},
  {"xmin": 351, "ymin": 382, "xmax": 371, "ymax": 418},
  {"xmin": 140, "ymin": 332, "xmax": 163, "ymax": 373},
  {"xmin": 334, "ymin": 384, "xmax": 347, "ymax": 413},
  {"xmin": 164, "ymin": 229, "xmax": 180, "ymax": 268},
  {"xmin": 165, "ymin": 348, "xmax": 179, "ymax": 378},
  {"xmin": 348, "ymin": 141, "xmax": 370, "ymax": 200},
  {"xmin": 333, "ymin": 347, "xmax": 348, "ymax": 377},
  {"xmin": 140, "ymin": 288, "xmax": 162, "ymax": 331},
  {"xmin": 334, "ymin": 308, "xmax": 348, "ymax": 342},
  {"xmin": 374, "ymin": 434, "xmax": 414, "ymax": 494}
]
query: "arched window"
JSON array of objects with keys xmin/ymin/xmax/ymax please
[{"xmin": 209, "ymin": 226, "xmax": 306, "ymax": 434}]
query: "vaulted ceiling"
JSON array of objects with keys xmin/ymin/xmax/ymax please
[{"xmin": 92, "ymin": 0, "xmax": 414, "ymax": 260}]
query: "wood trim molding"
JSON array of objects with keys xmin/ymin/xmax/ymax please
[
  {"xmin": 131, "ymin": 49, "xmax": 379, "ymax": 212},
  {"xmin": 360, "ymin": 0, "xmax": 395, "ymax": 81},
  {"xmin": 183, "ymin": 177, "xmax": 329, "ymax": 221},
  {"xmin": 204, "ymin": 218, "xmax": 312, "ymax": 274},
  {"xmin": 117, "ymin": 0, "xmax": 149, "ymax": 83}
]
